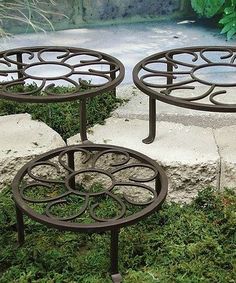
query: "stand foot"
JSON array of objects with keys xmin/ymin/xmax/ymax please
[
  {"xmin": 143, "ymin": 96, "xmax": 156, "ymax": 144},
  {"xmin": 111, "ymin": 273, "xmax": 122, "ymax": 283},
  {"xmin": 142, "ymin": 135, "xmax": 155, "ymax": 144},
  {"xmin": 110, "ymin": 229, "xmax": 121, "ymax": 281}
]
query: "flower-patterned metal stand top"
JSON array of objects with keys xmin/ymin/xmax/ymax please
[
  {"xmin": 0, "ymin": 46, "xmax": 125, "ymax": 142},
  {"xmin": 133, "ymin": 46, "xmax": 236, "ymax": 143},
  {"xmin": 12, "ymin": 144, "xmax": 168, "ymax": 232},
  {"xmin": 133, "ymin": 46, "xmax": 236, "ymax": 111},
  {"xmin": 0, "ymin": 46, "xmax": 124, "ymax": 102}
]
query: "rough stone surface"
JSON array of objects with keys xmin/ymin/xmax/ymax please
[
  {"xmin": 214, "ymin": 126, "xmax": 236, "ymax": 190},
  {"xmin": 68, "ymin": 117, "xmax": 220, "ymax": 203},
  {"xmin": 83, "ymin": 0, "xmax": 181, "ymax": 22},
  {"xmin": 0, "ymin": 114, "xmax": 66, "ymax": 190},
  {"xmin": 3, "ymin": 0, "xmax": 184, "ymax": 34}
]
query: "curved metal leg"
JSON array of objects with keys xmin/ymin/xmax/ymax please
[
  {"xmin": 15, "ymin": 204, "xmax": 25, "ymax": 246},
  {"xmin": 167, "ymin": 58, "xmax": 173, "ymax": 85},
  {"xmin": 79, "ymin": 98, "xmax": 89, "ymax": 143},
  {"xmin": 143, "ymin": 96, "xmax": 156, "ymax": 144},
  {"xmin": 110, "ymin": 64, "xmax": 116, "ymax": 97},
  {"xmin": 110, "ymin": 229, "xmax": 122, "ymax": 283},
  {"xmin": 67, "ymin": 151, "xmax": 75, "ymax": 189}
]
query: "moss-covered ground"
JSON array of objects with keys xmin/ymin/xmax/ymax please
[{"xmin": 0, "ymin": 187, "xmax": 235, "ymax": 283}]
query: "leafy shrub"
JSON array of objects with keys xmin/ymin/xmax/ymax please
[
  {"xmin": 191, "ymin": 0, "xmax": 236, "ymax": 40},
  {"xmin": 191, "ymin": 0, "xmax": 225, "ymax": 18},
  {"xmin": 219, "ymin": 4, "xmax": 236, "ymax": 39}
]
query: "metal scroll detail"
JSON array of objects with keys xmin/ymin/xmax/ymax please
[
  {"xmin": 134, "ymin": 46, "xmax": 236, "ymax": 110},
  {"xmin": 13, "ymin": 145, "xmax": 167, "ymax": 229},
  {"xmin": 0, "ymin": 46, "xmax": 124, "ymax": 102}
]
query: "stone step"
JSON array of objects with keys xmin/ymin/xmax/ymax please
[
  {"xmin": 115, "ymin": 85, "xmax": 236, "ymax": 128},
  {"xmin": 0, "ymin": 114, "xmax": 65, "ymax": 189},
  {"xmin": 67, "ymin": 117, "xmax": 236, "ymax": 202}
]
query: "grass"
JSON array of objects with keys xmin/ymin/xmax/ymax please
[
  {"xmin": 0, "ymin": 187, "xmax": 235, "ymax": 282},
  {"xmin": 0, "ymin": 84, "xmax": 124, "ymax": 140}
]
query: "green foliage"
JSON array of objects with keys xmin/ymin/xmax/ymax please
[
  {"xmin": 191, "ymin": 0, "xmax": 225, "ymax": 18},
  {"xmin": 191, "ymin": 0, "xmax": 236, "ymax": 39},
  {"xmin": 219, "ymin": 4, "xmax": 236, "ymax": 40},
  {"xmin": 0, "ymin": 187, "xmax": 235, "ymax": 282},
  {"xmin": 0, "ymin": 0, "xmax": 65, "ymax": 37},
  {"xmin": 0, "ymin": 84, "xmax": 124, "ymax": 140}
]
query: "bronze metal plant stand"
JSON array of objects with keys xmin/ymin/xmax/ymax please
[
  {"xmin": 0, "ymin": 46, "xmax": 125, "ymax": 142},
  {"xmin": 133, "ymin": 46, "xmax": 236, "ymax": 143},
  {"xmin": 12, "ymin": 144, "xmax": 168, "ymax": 282}
]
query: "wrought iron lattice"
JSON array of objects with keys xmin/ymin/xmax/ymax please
[
  {"xmin": 0, "ymin": 46, "xmax": 124, "ymax": 142},
  {"xmin": 0, "ymin": 46, "xmax": 124, "ymax": 102},
  {"xmin": 133, "ymin": 46, "xmax": 236, "ymax": 111},
  {"xmin": 133, "ymin": 46, "xmax": 236, "ymax": 144},
  {"xmin": 12, "ymin": 144, "xmax": 168, "ymax": 232},
  {"xmin": 12, "ymin": 144, "xmax": 167, "ymax": 282}
]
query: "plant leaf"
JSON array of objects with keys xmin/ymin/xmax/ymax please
[
  {"xmin": 191, "ymin": 0, "xmax": 225, "ymax": 17},
  {"xmin": 220, "ymin": 20, "xmax": 235, "ymax": 33},
  {"xmin": 224, "ymin": 6, "xmax": 235, "ymax": 14},
  {"xmin": 219, "ymin": 12, "xmax": 236, "ymax": 24},
  {"xmin": 227, "ymin": 26, "xmax": 236, "ymax": 39}
]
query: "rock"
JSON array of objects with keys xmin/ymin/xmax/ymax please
[
  {"xmin": 68, "ymin": 117, "xmax": 220, "ymax": 203},
  {"xmin": 0, "ymin": 114, "xmax": 66, "ymax": 190},
  {"xmin": 214, "ymin": 126, "xmax": 236, "ymax": 190},
  {"xmin": 83, "ymin": 0, "xmax": 181, "ymax": 22},
  {"xmin": 114, "ymin": 85, "xmax": 236, "ymax": 128}
]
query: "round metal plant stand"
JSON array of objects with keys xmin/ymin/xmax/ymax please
[
  {"xmin": 133, "ymin": 46, "xmax": 236, "ymax": 143},
  {"xmin": 0, "ymin": 46, "xmax": 124, "ymax": 142},
  {"xmin": 12, "ymin": 144, "xmax": 168, "ymax": 282}
]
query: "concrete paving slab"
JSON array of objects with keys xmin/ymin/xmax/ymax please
[
  {"xmin": 0, "ymin": 114, "xmax": 65, "ymax": 189},
  {"xmin": 67, "ymin": 117, "xmax": 220, "ymax": 202},
  {"xmin": 214, "ymin": 126, "xmax": 236, "ymax": 190}
]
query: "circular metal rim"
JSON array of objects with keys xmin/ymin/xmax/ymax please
[
  {"xmin": 133, "ymin": 45, "xmax": 236, "ymax": 113},
  {"xmin": 0, "ymin": 46, "xmax": 125, "ymax": 103},
  {"xmin": 12, "ymin": 144, "xmax": 168, "ymax": 232}
]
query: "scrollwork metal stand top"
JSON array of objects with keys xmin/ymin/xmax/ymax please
[
  {"xmin": 133, "ymin": 46, "xmax": 236, "ymax": 112},
  {"xmin": 0, "ymin": 46, "xmax": 124, "ymax": 102},
  {"xmin": 0, "ymin": 46, "xmax": 124, "ymax": 142},
  {"xmin": 12, "ymin": 144, "xmax": 168, "ymax": 232},
  {"xmin": 12, "ymin": 144, "xmax": 167, "ymax": 282},
  {"xmin": 133, "ymin": 46, "xmax": 236, "ymax": 144}
]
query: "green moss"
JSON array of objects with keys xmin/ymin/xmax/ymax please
[
  {"xmin": 0, "ymin": 187, "xmax": 235, "ymax": 282},
  {"xmin": 0, "ymin": 84, "xmax": 124, "ymax": 140}
]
